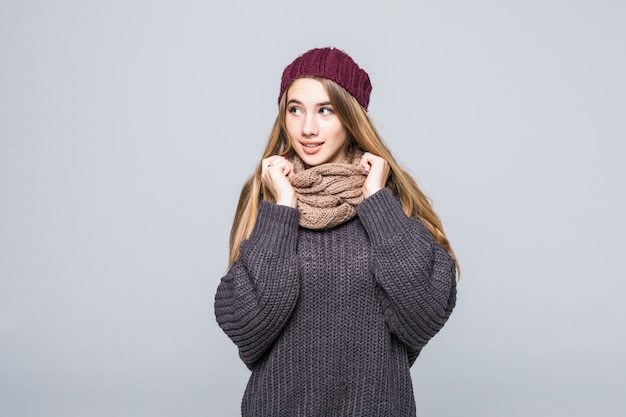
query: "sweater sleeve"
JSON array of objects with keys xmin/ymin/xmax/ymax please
[
  {"xmin": 356, "ymin": 188, "xmax": 457, "ymax": 364},
  {"xmin": 214, "ymin": 201, "xmax": 301, "ymax": 369}
]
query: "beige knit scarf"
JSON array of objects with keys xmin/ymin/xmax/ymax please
[{"xmin": 288, "ymin": 150, "xmax": 367, "ymax": 230}]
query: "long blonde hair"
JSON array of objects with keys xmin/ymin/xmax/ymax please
[{"xmin": 228, "ymin": 77, "xmax": 459, "ymax": 276}]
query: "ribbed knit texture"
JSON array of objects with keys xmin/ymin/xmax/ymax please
[
  {"xmin": 279, "ymin": 47, "xmax": 373, "ymax": 110},
  {"xmin": 288, "ymin": 151, "xmax": 367, "ymax": 230},
  {"xmin": 214, "ymin": 188, "xmax": 457, "ymax": 417}
]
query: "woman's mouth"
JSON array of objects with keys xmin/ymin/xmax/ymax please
[{"xmin": 300, "ymin": 142, "xmax": 323, "ymax": 154}]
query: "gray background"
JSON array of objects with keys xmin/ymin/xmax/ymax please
[{"xmin": 1, "ymin": 1, "xmax": 625, "ymax": 416}]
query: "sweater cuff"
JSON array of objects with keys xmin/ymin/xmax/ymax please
[
  {"xmin": 356, "ymin": 188, "xmax": 428, "ymax": 246},
  {"xmin": 248, "ymin": 201, "xmax": 301, "ymax": 253}
]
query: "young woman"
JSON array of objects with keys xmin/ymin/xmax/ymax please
[{"xmin": 214, "ymin": 47, "xmax": 458, "ymax": 417}]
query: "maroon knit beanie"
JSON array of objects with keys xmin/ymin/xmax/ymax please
[{"xmin": 279, "ymin": 47, "xmax": 372, "ymax": 110}]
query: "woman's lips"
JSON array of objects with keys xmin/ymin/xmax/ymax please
[{"xmin": 300, "ymin": 142, "xmax": 323, "ymax": 154}]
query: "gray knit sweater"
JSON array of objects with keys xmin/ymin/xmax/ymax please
[{"xmin": 214, "ymin": 188, "xmax": 457, "ymax": 417}]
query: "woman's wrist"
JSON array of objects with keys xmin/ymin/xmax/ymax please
[{"xmin": 276, "ymin": 193, "xmax": 297, "ymax": 208}]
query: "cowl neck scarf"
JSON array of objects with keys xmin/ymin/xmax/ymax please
[{"xmin": 288, "ymin": 150, "xmax": 367, "ymax": 230}]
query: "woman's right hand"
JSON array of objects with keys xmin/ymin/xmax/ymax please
[{"xmin": 261, "ymin": 156, "xmax": 297, "ymax": 207}]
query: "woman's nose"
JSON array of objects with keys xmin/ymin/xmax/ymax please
[{"xmin": 302, "ymin": 114, "xmax": 318, "ymax": 136}]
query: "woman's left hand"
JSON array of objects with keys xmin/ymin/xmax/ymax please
[{"xmin": 360, "ymin": 152, "xmax": 391, "ymax": 198}]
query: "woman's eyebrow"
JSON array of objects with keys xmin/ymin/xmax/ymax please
[{"xmin": 286, "ymin": 99, "xmax": 332, "ymax": 107}]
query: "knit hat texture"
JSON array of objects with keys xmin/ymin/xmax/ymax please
[{"xmin": 279, "ymin": 47, "xmax": 372, "ymax": 110}]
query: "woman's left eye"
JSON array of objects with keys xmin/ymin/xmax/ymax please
[{"xmin": 320, "ymin": 107, "xmax": 333, "ymax": 115}]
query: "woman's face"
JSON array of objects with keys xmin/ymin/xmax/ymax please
[{"xmin": 285, "ymin": 78, "xmax": 348, "ymax": 167}]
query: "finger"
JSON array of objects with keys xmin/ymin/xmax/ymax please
[
  {"xmin": 280, "ymin": 160, "xmax": 294, "ymax": 176},
  {"xmin": 360, "ymin": 159, "xmax": 370, "ymax": 173},
  {"xmin": 360, "ymin": 152, "xmax": 377, "ymax": 173},
  {"xmin": 262, "ymin": 156, "xmax": 284, "ymax": 175},
  {"xmin": 262, "ymin": 157, "xmax": 273, "ymax": 170},
  {"xmin": 270, "ymin": 157, "xmax": 293, "ymax": 176}
]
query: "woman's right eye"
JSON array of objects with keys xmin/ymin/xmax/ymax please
[{"xmin": 288, "ymin": 106, "xmax": 302, "ymax": 115}]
